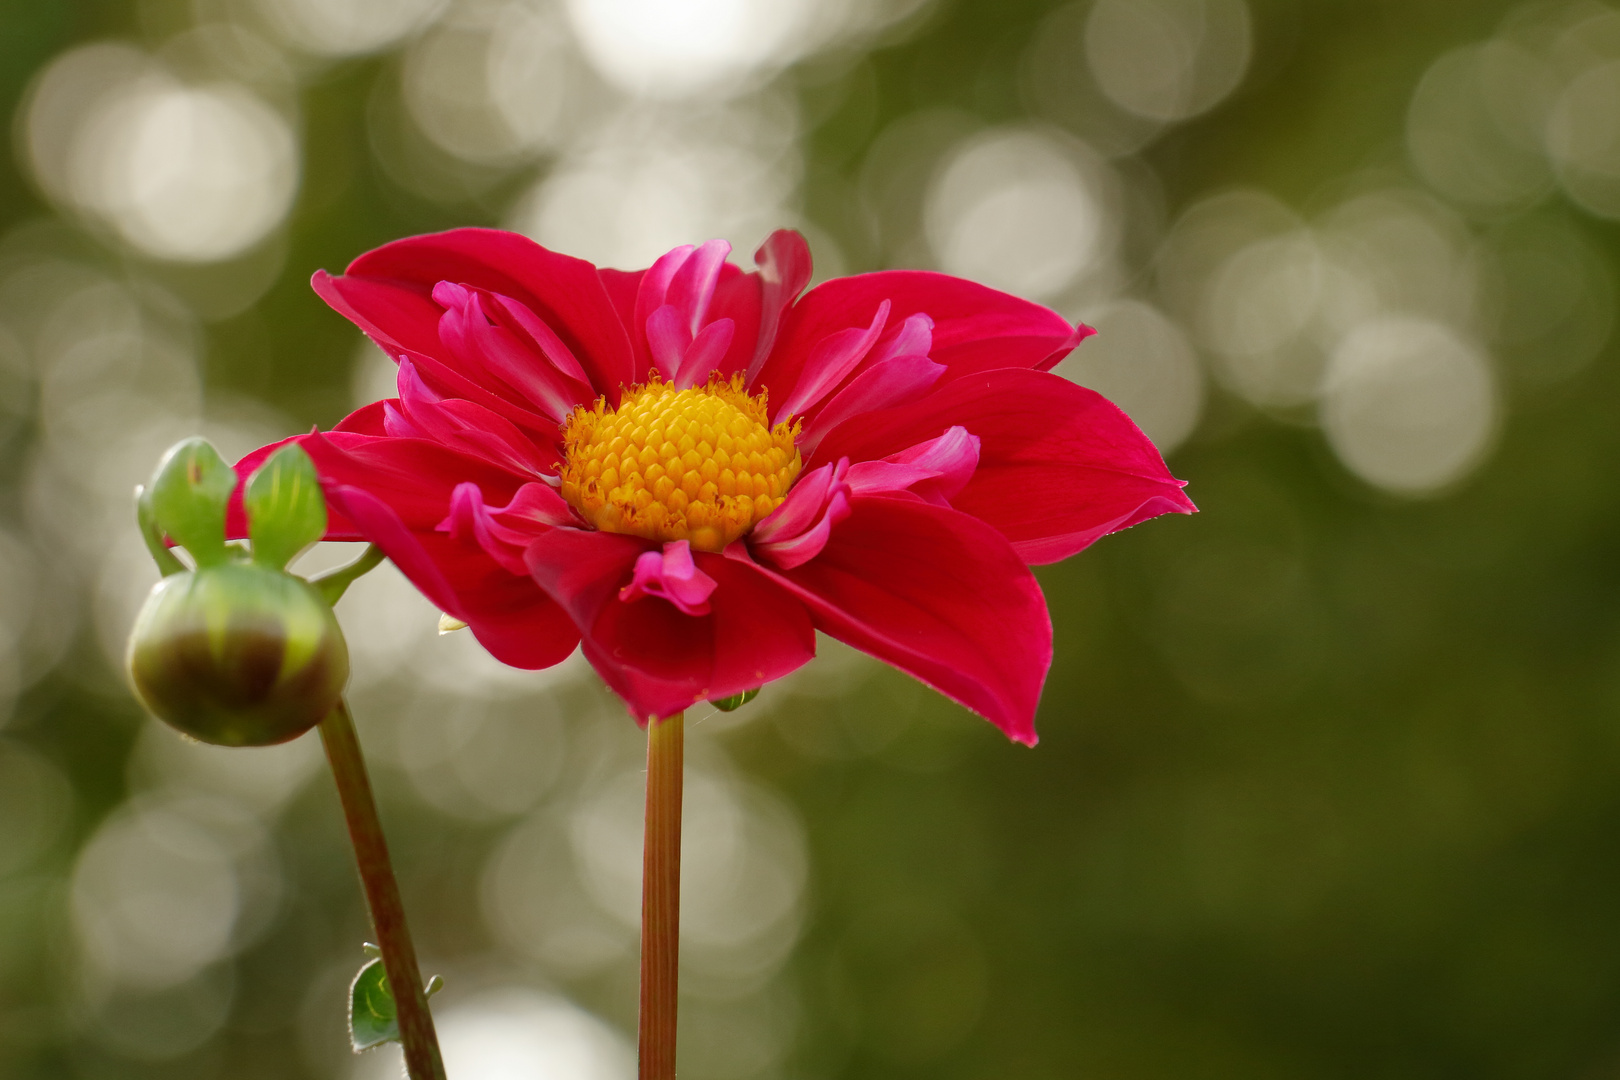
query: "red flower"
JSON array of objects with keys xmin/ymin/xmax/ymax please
[{"xmin": 234, "ymin": 229, "xmax": 1193, "ymax": 743}]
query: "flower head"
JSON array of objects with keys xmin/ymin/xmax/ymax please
[{"xmin": 232, "ymin": 229, "xmax": 1194, "ymax": 743}]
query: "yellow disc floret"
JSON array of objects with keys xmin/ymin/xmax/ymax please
[{"xmin": 559, "ymin": 374, "xmax": 801, "ymax": 552}]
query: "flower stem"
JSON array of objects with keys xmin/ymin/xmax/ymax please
[
  {"xmin": 639, "ymin": 711, "xmax": 684, "ymax": 1080},
  {"xmin": 319, "ymin": 698, "xmax": 446, "ymax": 1080}
]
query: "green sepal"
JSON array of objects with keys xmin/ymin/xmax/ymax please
[
  {"xmin": 712, "ymin": 687, "xmax": 761, "ymax": 712},
  {"xmin": 148, "ymin": 438, "xmax": 237, "ymax": 568},
  {"xmin": 312, "ymin": 544, "xmax": 385, "ymax": 607},
  {"xmin": 135, "ymin": 485, "xmax": 186, "ymax": 578},
  {"xmin": 245, "ymin": 444, "xmax": 327, "ymax": 571},
  {"xmin": 347, "ymin": 953, "xmax": 443, "ymax": 1053}
]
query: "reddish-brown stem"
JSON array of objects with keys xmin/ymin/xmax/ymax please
[
  {"xmin": 319, "ymin": 699, "xmax": 447, "ymax": 1080},
  {"xmin": 639, "ymin": 711, "xmax": 684, "ymax": 1080}
]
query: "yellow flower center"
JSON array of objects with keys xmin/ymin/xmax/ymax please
[{"xmin": 558, "ymin": 374, "xmax": 801, "ymax": 552}]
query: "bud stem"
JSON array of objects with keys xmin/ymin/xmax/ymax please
[
  {"xmin": 319, "ymin": 699, "xmax": 446, "ymax": 1080},
  {"xmin": 639, "ymin": 711, "xmax": 684, "ymax": 1080}
]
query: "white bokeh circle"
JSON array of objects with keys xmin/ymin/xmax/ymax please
[{"xmin": 1320, "ymin": 317, "xmax": 1496, "ymax": 495}]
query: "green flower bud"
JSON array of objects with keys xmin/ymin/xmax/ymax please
[{"xmin": 127, "ymin": 562, "xmax": 349, "ymax": 746}]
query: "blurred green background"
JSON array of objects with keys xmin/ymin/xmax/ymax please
[{"xmin": 2, "ymin": 0, "xmax": 1619, "ymax": 1076}]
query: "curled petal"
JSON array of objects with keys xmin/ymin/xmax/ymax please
[
  {"xmin": 796, "ymin": 354, "xmax": 945, "ymax": 456},
  {"xmin": 672, "ymin": 318, "xmax": 735, "ymax": 389},
  {"xmin": 437, "ymin": 480, "xmax": 578, "ymax": 572},
  {"xmin": 633, "ymin": 246, "xmax": 695, "ymax": 371},
  {"xmin": 813, "ymin": 368, "xmax": 1195, "ymax": 563},
  {"xmin": 758, "ymin": 270, "xmax": 1090, "ymax": 402},
  {"xmin": 432, "ymin": 282, "xmax": 587, "ymax": 423},
  {"xmin": 745, "ymin": 229, "xmax": 813, "ymax": 385},
  {"xmin": 343, "ymin": 227, "xmax": 636, "ymax": 398},
  {"xmin": 645, "ymin": 304, "xmax": 689, "ymax": 378},
  {"xmin": 486, "ymin": 291, "xmax": 591, "ymax": 385},
  {"xmin": 846, "ymin": 427, "xmax": 980, "ymax": 506},
  {"xmin": 751, "ymin": 460, "xmax": 853, "ymax": 569},
  {"xmin": 870, "ymin": 425, "xmax": 981, "ymax": 505},
  {"xmin": 870, "ymin": 312, "xmax": 934, "ymax": 366},
  {"xmin": 619, "ymin": 541, "xmax": 719, "ymax": 615},
  {"xmin": 388, "ymin": 360, "xmax": 553, "ymax": 476},
  {"xmin": 493, "ymin": 482, "xmax": 577, "ymax": 530},
  {"xmin": 525, "ymin": 530, "xmax": 813, "ymax": 721},
  {"xmin": 774, "ymin": 301, "xmax": 890, "ymax": 420},
  {"xmin": 666, "ymin": 238, "xmax": 731, "ymax": 336},
  {"xmin": 442, "ymin": 482, "xmax": 518, "ymax": 573}
]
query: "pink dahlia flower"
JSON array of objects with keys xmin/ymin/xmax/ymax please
[{"xmin": 232, "ymin": 229, "xmax": 1193, "ymax": 743}]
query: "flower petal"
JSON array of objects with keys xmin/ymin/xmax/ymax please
[
  {"xmin": 773, "ymin": 300, "xmax": 890, "ymax": 420},
  {"xmin": 757, "ymin": 270, "xmax": 1091, "ymax": 402},
  {"xmin": 666, "ymin": 238, "xmax": 731, "ymax": 336},
  {"xmin": 811, "ymin": 368, "xmax": 1195, "ymax": 564},
  {"xmin": 342, "ymin": 227, "xmax": 637, "ymax": 399},
  {"xmin": 672, "ymin": 318, "xmax": 735, "ymax": 389},
  {"xmin": 845, "ymin": 426, "xmax": 979, "ymax": 506},
  {"xmin": 796, "ymin": 354, "xmax": 945, "ymax": 456},
  {"xmin": 300, "ymin": 429, "xmax": 529, "ymax": 530},
  {"xmin": 327, "ymin": 485, "xmax": 579, "ymax": 670},
  {"xmin": 432, "ymin": 283, "xmax": 590, "ymax": 422},
  {"xmin": 390, "ymin": 359, "xmax": 554, "ymax": 475},
  {"xmin": 619, "ymin": 541, "xmax": 718, "ymax": 615},
  {"xmin": 733, "ymin": 495, "xmax": 1050, "ymax": 744},
  {"xmin": 744, "ymin": 229, "xmax": 812, "ymax": 385},
  {"xmin": 524, "ymin": 530, "xmax": 814, "ymax": 721},
  {"xmin": 750, "ymin": 460, "xmax": 853, "ymax": 570}
]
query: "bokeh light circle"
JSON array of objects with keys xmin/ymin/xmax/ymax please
[
  {"xmin": 25, "ymin": 45, "xmax": 298, "ymax": 262},
  {"xmin": 80, "ymin": 82, "xmax": 299, "ymax": 262},
  {"xmin": 925, "ymin": 128, "xmax": 1110, "ymax": 301},
  {"xmin": 1546, "ymin": 58, "xmax": 1620, "ymax": 219},
  {"xmin": 1084, "ymin": 0, "xmax": 1252, "ymax": 122},
  {"xmin": 565, "ymin": 0, "xmax": 811, "ymax": 98},
  {"xmin": 1406, "ymin": 41, "xmax": 1556, "ymax": 212},
  {"xmin": 254, "ymin": 0, "xmax": 450, "ymax": 57},
  {"xmin": 1320, "ymin": 317, "xmax": 1496, "ymax": 495},
  {"xmin": 356, "ymin": 987, "xmax": 633, "ymax": 1080}
]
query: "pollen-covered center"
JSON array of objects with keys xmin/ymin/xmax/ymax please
[{"xmin": 559, "ymin": 374, "xmax": 801, "ymax": 552}]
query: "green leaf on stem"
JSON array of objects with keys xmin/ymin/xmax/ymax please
[
  {"xmin": 349, "ymin": 957, "xmax": 398, "ymax": 1051},
  {"xmin": 148, "ymin": 437, "xmax": 237, "ymax": 567},
  {"xmin": 245, "ymin": 444, "xmax": 327, "ymax": 571},
  {"xmin": 711, "ymin": 687, "xmax": 761, "ymax": 712},
  {"xmin": 348, "ymin": 955, "xmax": 445, "ymax": 1053}
]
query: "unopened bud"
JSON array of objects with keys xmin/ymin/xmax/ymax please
[{"xmin": 127, "ymin": 558, "xmax": 349, "ymax": 747}]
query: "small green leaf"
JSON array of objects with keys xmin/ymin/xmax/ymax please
[
  {"xmin": 148, "ymin": 438, "xmax": 237, "ymax": 568},
  {"xmin": 349, "ymin": 957, "xmax": 399, "ymax": 1052},
  {"xmin": 347, "ymin": 955, "xmax": 444, "ymax": 1053},
  {"xmin": 245, "ymin": 444, "xmax": 327, "ymax": 571},
  {"xmin": 711, "ymin": 687, "xmax": 761, "ymax": 712}
]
